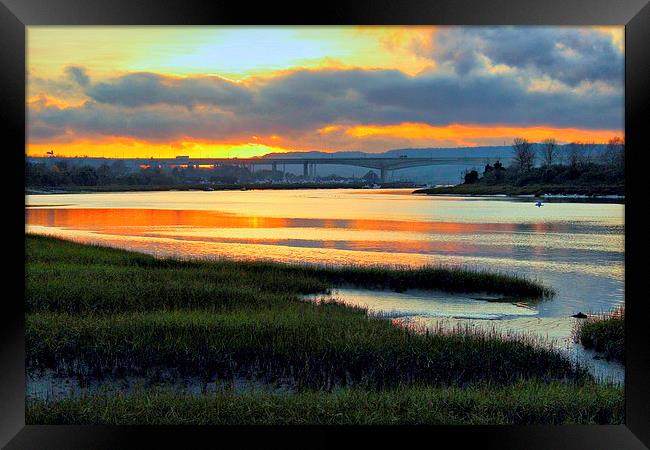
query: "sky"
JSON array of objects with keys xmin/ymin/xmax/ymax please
[{"xmin": 27, "ymin": 26, "xmax": 624, "ymax": 158}]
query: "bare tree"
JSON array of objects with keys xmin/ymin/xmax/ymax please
[
  {"xmin": 512, "ymin": 138, "xmax": 535, "ymax": 172},
  {"xmin": 580, "ymin": 141, "xmax": 595, "ymax": 168},
  {"xmin": 603, "ymin": 136, "xmax": 625, "ymax": 170},
  {"xmin": 541, "ymin": 138, "xmax": 558, "ymax": 167},
  {"xmin": 566, "ymin": 142, "xmax": 582, "ymax": 169}
]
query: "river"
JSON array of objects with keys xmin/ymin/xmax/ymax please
[{"xmin": 25, "ymin": 188, "xmax": 625, "ymax": 382}]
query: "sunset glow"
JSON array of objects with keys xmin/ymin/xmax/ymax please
[
  {"xmin": 345, "ymin": 123, "xmax": 622, "ymax": 146},
  {"xmin": 27, "ymin": 26, "xmax": 624, "ymax": 157}
]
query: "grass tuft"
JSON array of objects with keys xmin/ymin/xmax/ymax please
[{"xmin": 576, "ymin": 308, "xmax": 624, "ymax": 363}]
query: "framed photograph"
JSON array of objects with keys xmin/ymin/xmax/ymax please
[{"xmin": 2, "ymin": 0, "xmax": 649, "ymax": 447}]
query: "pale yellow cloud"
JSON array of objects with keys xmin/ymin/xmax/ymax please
[{"xmin": 28, "ymin": 26, "xmax": 437, "ymax": 82}]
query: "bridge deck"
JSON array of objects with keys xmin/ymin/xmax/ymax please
[{"xmin": 106, "ymin": 156, "xmax": 499, "ymax": 170}]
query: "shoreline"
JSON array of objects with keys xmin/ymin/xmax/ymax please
[
  {"xmin": 413, "ymin": 184, "xmax": 625, "ymax": 199},
  {"xmin": 413, "ymin": 192, "xmax": 625, "ymax": 203},
  {"xmin": 25, "ymin": 182, "xmax": 423, "ymax": 195}
]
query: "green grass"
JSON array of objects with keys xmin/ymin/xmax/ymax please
[
  {"xmin": 576, "ymin": 309, "xmax": 625, "ymax": 363},
  {"xmin": 25, "ymin": 234, "xmax": 621, "ymax": 424},
  {"xmin": 27, "ymin": 308, "xmax": 584, "ymax": 388},
  {"xmin": 26, "ymin": 234, "xmax": 553, "ymax": 316},
  {"xmin": 26, "ymin": 235, "xmax": 570, "ymax": 389},
  {"xmin": 26, "ymin": 380, "xmax": 623, "ymax": 425}
]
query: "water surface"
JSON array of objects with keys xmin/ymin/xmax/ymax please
[
  {"xmin": 26, "ymin": 189, "xmax": 624, "ymax": 317},
  {"xmin": 26, "ymin": 189, "xmax": 624, "ymax": 381}
]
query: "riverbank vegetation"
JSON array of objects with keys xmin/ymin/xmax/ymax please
[
  {"xmin": 27, "ymin": 380, "xmax": 623, "ymax": 425},
  {"xmin": 415, "ymin": 137, "xmax": 624, "ymax": 197},
  {"xmin": 26, "ymin": 234, "xmax": 553, "ymax": 315},
  {"xmin": 576, "ymin": 308, "xmax": 625, "ymax": 363},
  {"xmin": 25, "ymin": 160, "xmax": 417, "ymax": 192},
  {"xmin": 25, "ymin": 235, "xmax": 622, "ymax": 424},
  {"xmin": 25, "ymin": 180, "xmax": 420, "ymax": 195}
]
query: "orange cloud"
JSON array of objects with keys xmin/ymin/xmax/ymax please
[
  {"xmin": 596, "ymin": 27, "xmax": 624, "ymax": 52},
  {"xmin": 28, "ymin": 94, "xmax": 82, "ymax": 109},
  {"xmin": 26, "ymin": 121, "xmax": 624, "ymax": 159},
  {"xmin": 27, "ymin": 138, "xmax": 299, "ymax": 159},
  {"xmin": 344, "ymin": 122, "xmax": 622, "ymax": 146},
  {"xmin": 317, "ymin": 125, "xmax": 340, "ymax": 135}
]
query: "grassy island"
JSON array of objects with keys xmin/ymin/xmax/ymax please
[{"xmin": 576, "ymin": 309, "xmax": 625, "ymax": 363}]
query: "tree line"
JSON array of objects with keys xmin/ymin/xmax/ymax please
[
  {"xmin": 463, "ymin": 137, "xmax": 624, "ymax": 186},
  {"xmin": 25, "ymin": 160, "xmax": 181, "ymax": 187},
  {"xmin": 25, "ymin": 160, "xmax": 334, "ymax": 187}
]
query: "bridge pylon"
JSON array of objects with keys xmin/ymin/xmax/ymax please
[{"xmin": 380, "ymin": 167, "xmax": 388, "ymax": 183}]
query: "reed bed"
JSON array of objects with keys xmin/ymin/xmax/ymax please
[
  {"xmin": 26, "ymin": 234, "xmax": 554, "ymax": 315},
  {"xmin": 27, "ymin": 307, "xmax": 585, "ymax": 389},
  {"xmin": 575, "ymin": 307, "xmax": 625, "ymax": 363},
  {"xmin": 26, "ymin": 234, "xmax": 612, "ymax": 424},
  {"xmin": 26, "ymin": 380, "xmax": 623, "ymax": 425},
  {"xmin": 25, "ymin": 235, "xmax": 573, "ymax": 389}
]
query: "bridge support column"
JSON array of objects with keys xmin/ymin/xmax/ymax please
[{"xmin": 303, "ymin": 161, "xmax": 309, "ymax": 179}]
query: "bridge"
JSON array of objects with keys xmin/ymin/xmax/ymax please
[{"xmin": 119, "ymin": 156, "xmax": 499, "ymax": 182}]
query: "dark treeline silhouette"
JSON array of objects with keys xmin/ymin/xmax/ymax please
[
  {"xmin": 25, "ymin": 159, "xmax": 362, "ymax": 188},
  {"xmin": 462, "ymin": 137, "xmax": 624, "ymax": 188},
  {"xmin": 25, "ymin": 161, "xmax": 301, "ymax": 188},
  {"xmin": 26, "ymin": 160, "xmax": 180, "ymax": 187}
]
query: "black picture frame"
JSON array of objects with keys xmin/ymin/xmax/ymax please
[{"xmin": 2, "ymin": 1, "xmax": 649, "ymax": 448}]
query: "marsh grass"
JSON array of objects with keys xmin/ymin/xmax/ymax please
[
  {"xmin": 26, "ymin": 380, "xmax": 623, "ymax": 425},
  {"xmin": 575, "ymin": 307, "xmax": 624, "ymax": 363},
  {"xmin": 26, "ymin": 235, "xmax": 571, "ymax": 389},
  {"xmin": 26, "ymin": 234, "xmax": 553, "ymax": 316},
  {"xmin": 27, "ymin": 308, "xmax": 585, "ymax": 389},
  {"xmin": 26, "ymin": 234, "xmax": 617, "ymax": 424}
]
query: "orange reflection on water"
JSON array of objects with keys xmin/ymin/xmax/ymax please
[
  {"xmin": 26, "ymin": 208, "xmax": 572, "ymax": 235},
  {"xmin": 26, "ymin": 208, "xmax": 292, "ymax": 230}
]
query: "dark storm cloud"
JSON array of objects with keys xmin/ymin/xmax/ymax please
[
  {"xmin": 65, "ymin": 66, "xmax": 90, "ymax": 87},
  {"xmin": 30, "ymin": 101, "xmax": 236, "ymax": 142},
  {"xmin": 29, "ymin": 65, "xmax": 623, "ymax": 143},
  {"xmin": 427, "ymin": 27, "xmax": 624, "ymax": 88},
  {"xmin": 87, "ymin": 73, "xmax": 252, "ymax": 108},
  {"xmin": 246, "ymin": 68, "xmax": 621, "ymax": 129},
  {"xmin": 27, "ymin": 123, "xmax": 65, "ymax": 140}
]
